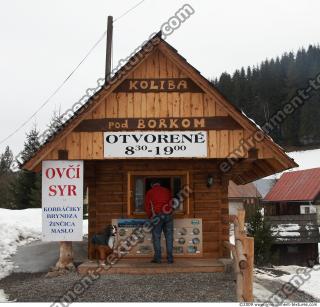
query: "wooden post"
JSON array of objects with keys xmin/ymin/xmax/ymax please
[
  {"xmin": 223, "ymin": 210, "xmax": 254, "ymax": 302},
  {"xmin": 55, "ymin": 241, "xmax": 74, "ymax": 269},
  {"xmin": 105, "ymin": 15, "xmax": 113, "ymax": 82},
  {"xmin": 243, "ymin": 237, "xmax": 254, "ymax": 302},
  {"xmin": 223, "ymin": 241, "xmax": 244, "ymax": 302},
  {"xmin": 235, "ymin": 209, "xmax": 247, "ymax": 269},
  {"xmin": 237, "ymin": 208, "xmax": 245, "ymax": 231},
  {"xmin": 55, "ymin": 150, "xmax": 75, "ymax": 270}
]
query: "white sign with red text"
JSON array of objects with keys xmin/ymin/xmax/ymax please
[{"xmin": 42, "ymin": 160, "xmax": 83, "ymax": 241}]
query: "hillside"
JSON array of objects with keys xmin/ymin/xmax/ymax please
[{"xmin": 213, "ymin": 45, "xmax": 320, "ymax": 149}]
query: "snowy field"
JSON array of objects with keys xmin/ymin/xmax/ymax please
[
  {"xmin": 255, "ymin": 265, "xmax": 320, "ymax": 301},
  {"xmin": 267, "ymin": 148, "xmax": 320, "ymax": 179},
  {"xmin": 0, "ymin": 209, "xmax": 41, "ymax": 281},
  {"xmin": 0, "ymin": 208, "xmax": 88, "ymax": 302},
  {"xmin": 288, "ymin": 149, "xmax": 320, "ymax": 171}
]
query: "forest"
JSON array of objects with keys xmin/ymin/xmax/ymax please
[{"xmin": 213, "ymin": 44, "xmax": 320, "ymax": 149}]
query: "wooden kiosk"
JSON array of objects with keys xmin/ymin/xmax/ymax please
[{"xmin": 23, "ymin": 33, "xmax": 296, "ymax": 279}]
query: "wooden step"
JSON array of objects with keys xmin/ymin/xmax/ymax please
[{"xmin": 78, "ymin": 258, "xmax": 226, "ymax": 275}]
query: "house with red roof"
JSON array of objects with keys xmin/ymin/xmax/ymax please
[
  {"xmin": 263, "ymin": 167, "xmax": 320, "ymax": 265},
  {"xmin": 228, "ymin": 181, "xmax": 262, "ymax": 221}
]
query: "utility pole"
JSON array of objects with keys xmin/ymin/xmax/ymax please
[{"xmin": 105, "ymin": 16, "xmax": 113, "ymax": 82}]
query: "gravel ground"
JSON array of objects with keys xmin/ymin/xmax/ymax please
[{"xmin": 0, "ymin": 272, "xmax": 236, "ymax": 302}]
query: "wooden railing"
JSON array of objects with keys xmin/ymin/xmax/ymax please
[{"xmin": 224, "ymin": 209, "xmax": 254, "ymax": 302}]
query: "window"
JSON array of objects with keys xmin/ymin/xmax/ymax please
[
  {"xmin": 128, "ymin": 171, "xmax": 189, "ymax": 217},
  {"xmin": 134, "ymin": 177, "xmax": 145, "ymax": 213}
]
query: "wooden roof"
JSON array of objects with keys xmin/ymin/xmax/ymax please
[
  {"xmin": 228, "ymin": 181, "xmax": 261, "ymax": 199},
  {"xmin": 23, "ymin": 32, "xmax": 297, "ymax": 183}
]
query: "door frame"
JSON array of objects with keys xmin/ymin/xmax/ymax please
[{"xmin": 127, "ymin": 170, "xmax": 191, "ymax": 218}]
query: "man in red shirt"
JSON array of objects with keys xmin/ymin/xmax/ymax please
[{"xmin": 145, "ymin": 180, "xmax": 174, "ymax": 264}]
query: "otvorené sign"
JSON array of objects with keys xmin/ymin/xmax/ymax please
[{"xmin": 103, "ymin": 131, "xmax": 207, "ymax": 158}]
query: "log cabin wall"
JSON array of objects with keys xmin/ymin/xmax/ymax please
[
  {"xmin": 85, "ymin": 159, "xmax": 229, "ymax": 260},
  {"xmin": 44, "ymin": 49, "xmax": 275, "ymax": 161},
  {"xmin": 22, "ymin": 36, "xmax": 296, "ymax": 268}
]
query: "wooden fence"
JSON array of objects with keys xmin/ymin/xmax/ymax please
[{"xmin": 224, "ymin": 209, "xmax": 254, "ymax": 302}]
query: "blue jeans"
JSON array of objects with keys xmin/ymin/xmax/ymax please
[{"xmin": 151, "ymin": 214, "xmax": 174, "ymax": 262}]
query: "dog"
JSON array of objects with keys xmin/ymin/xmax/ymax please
[{"xmin": 90, "ymin": 225, "xmax": 117, "ymax": 267}]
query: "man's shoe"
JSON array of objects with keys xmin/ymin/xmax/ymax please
[
  {"xmin": 151, "ymin": 259, "xmax": 161, "ymax": 264},
  {"xmin": 167, "ymin": 260, "xmax": 174, "ymax": 264}
]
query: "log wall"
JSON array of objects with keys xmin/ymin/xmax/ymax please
[{"xmin": 85, "ymin": 159, "xmax": 229, "ymax": 259}]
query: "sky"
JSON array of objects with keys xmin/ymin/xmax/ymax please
[{"xmin": 0, "ymin": 0, "xmax": 319, "ymax": 156}]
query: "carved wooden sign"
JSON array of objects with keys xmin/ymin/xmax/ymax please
[
  {"xmin": 75, "ymin": 116, "xmax": 242, "ymax": 132},
  {"xmin": 114, "ymin": 78, "xmax": 204, "ymax": 93}
]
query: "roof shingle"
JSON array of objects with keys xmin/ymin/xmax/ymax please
[{"xmin": 264, "ymin": 167, "xmax": 320, "ymax": 202}]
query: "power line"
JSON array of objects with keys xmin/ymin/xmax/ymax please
[
  {"xmin": 0, "ymin": 31, "xmax": 107, "ymax": 146},
  {"xmin": 114, "ymin": 0, "xmax": 146, "ymax": 22},
  {"xmin": 0, "ymin": 0, "xmax": 147, "ymax": 146}
]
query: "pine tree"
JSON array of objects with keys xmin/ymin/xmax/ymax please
[
  {"xmin": 46, "ymin": 108, "xmax": 64, "ymax": 140},
  {"xmin": 0, "ymin": 146, "xmax": 13, "ymax": 174},
  {"xmin": 29, "ymin": 173, "xmax": 41, "ymax": 208},
  {"xmin": 12, "ymin": 126, "xmax": 41, "ymax": 209},
  {"xmin": 0, "ymin": 146, "xmax": 15, "ymax": 208},
  {"xmin": 213, "ymin": 44, "xmax": 320, "ymax": 149},
  {"xmin": 217, "ymin": 72, "xmax": 234, "ymax": 102},
  {"xmin": 19, "ymin": 126, "xmax": 40, "ymax": 165},
  {"xmin": 11, "ymin": 170, "xmax": 37, "ymax": 209},
  {"xmin": 247, "ymin": 207, "xmax": 275, "ymax": 266}
]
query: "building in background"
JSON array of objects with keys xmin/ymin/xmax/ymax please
[
  {"xmin": 263, "ymin": 167, "xmax": 320, "ymax": 265},
  {"xmin": 254, "ymin": 178, "xmax": 277, "ymax": 199},
  {"xmin": 228, "ymin": 181, "xmax": 262, "ymax": 221}
]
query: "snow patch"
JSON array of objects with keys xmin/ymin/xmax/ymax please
[
  {"xmin": 229, "ymin": 224, "xmax": 235, "ymax": 245},
  {"xmin": 0, "ymin": 208, "xmax": 88, "ymax": 300},
  {"xmin": 276, "ymin": 232, "xmax": 300, "ymax": 237},
  {"xmin": 266, "ymin": 149, "xmax": 320, "ymax": 179},
  {"xmin": 305, "ymin": 224, "xmax": 316, "ymax": 231},
  {"xmin": 277, "ymin": 265, "xmax": 320, "ymax": 300},
  {"xmin": 0, "ymin": 209, "xmax": 41, "ymax": 302},
  {"xmin": 0, "ymin": 208, "xmax": 42, "ymax": 280},
  {"xmin": 271, "ymin": 224, "xmax": 300, "ymax": 237},
  {"xmin": 254, "ymin": 281, "xmax": 274, "ymax": 302},
  {"xmin": 274, "ymin": 224, "xmax": 300, "ymax": 231},
  {"xmin": 255, "ymin": 265, "xmax": 320, "ymax": 300},
  {"xmin": 0, "ymin": 289, "xmax": 9, "ymax": 302},
  {"xmin": 287, "ymin": 149, "xmax": 320, "ymax": 171}
]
